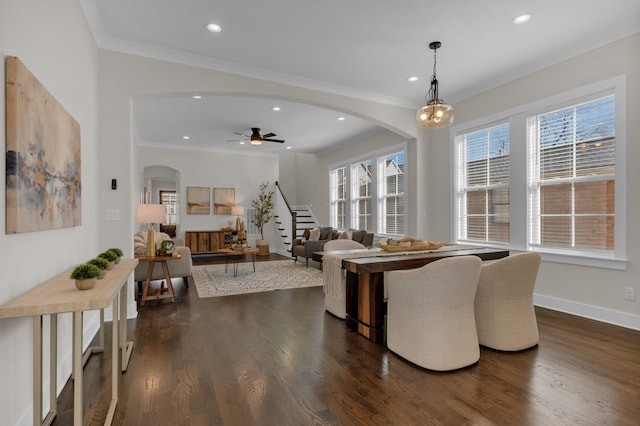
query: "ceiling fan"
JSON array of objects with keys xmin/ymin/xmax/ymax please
[{"xmin": 228, "ymin": 127, "xmax": 285, "ymax": 145}]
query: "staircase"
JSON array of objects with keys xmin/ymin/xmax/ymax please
[{"xmin": 274, "ymin": 182, "xmax": 319, "ymax": 254}]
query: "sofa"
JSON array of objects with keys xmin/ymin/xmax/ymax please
[
  {"xmin": 292, "ymin": 227, "xmax": 374, "ymax": 267},
  {"xmin": 133, "ymin": 231, "xmax": 193, "ymax": 299}
]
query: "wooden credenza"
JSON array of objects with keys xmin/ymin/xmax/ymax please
[{"xmin": 185, "ymin": 230, "xmax": 234, "ymax": 254}]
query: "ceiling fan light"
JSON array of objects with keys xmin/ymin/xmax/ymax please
[
  {"xmin": 250, "ymin": 139, "xmax": 262, "ymax": 146},
  {"xmin": 416, "ymin": 103, "xmax": 454, "ymax": 129}
]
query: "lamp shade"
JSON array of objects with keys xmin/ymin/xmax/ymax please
[
  {"xmin": 135, "ymin": 204, "xmax": 166, "ymax": 224},
  {"xmin": 416, "ymin": 103, "xmax": 454, "ymax": 129},
  {"xmin": 230, "ymin": 205, "xmax": 245, "ymax": 216}
]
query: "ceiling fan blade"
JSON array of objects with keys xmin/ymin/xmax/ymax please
[
  {"xmin": 262, "ymin": 132, "xmax": 276, "ymax": 139},
  {"xmin": 233, "ymin": 132, "xmax": 249, "ymax": 137},
  {"xmin": 263, "ymin": 138, "xmax": 285, "ymax": 143},
  {"xmin": 227, "ymin": 139, "xmax": 246, "ymax": 142}
]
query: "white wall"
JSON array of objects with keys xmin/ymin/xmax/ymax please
[
  {"xmin": 138, "ymin": 146, "xmax": 279, "ymax": 246},
  {"xmin": 0, "ymin": 0, "xmax": 100, "ymax": 424},
  {"xmin": 428, "ymin": 34, "xmax": 640, "ymax": 328}
]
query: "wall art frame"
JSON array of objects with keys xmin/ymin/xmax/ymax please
[
  {"xmin": 5, "ymin": 56, "xmax": 82, "ymax": 234},
  {"xmin": 186, "ymin": 186, "xmax": 210, "ymax": 214},
  {"xmin": 213, "ymin": 187, "xmax": 235, "ymax": 214}
]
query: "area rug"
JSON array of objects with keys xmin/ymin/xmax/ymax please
[{"xmin": 192, "ymin": 260, "xmax": 323, "ymax": 298}]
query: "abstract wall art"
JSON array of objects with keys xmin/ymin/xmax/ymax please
[
  {"xmin": 186, "ymin": 186, "xmax": 210, "ymax": 214},
  {"xmin": 213, "ymin": 188, "xmax": 235, "ymax": 214},
  {"xmin": 5, "ymin": 56, "xmax": 81, "ymax": 234}
]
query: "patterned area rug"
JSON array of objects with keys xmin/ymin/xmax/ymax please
[{"xmin": 192, "ymin": 260, "xmax": 323, "ymax": 298}]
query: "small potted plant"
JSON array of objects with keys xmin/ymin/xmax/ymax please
[
  {"xmin": 87, "ymin": 258, "xmax": 110, "ymax": 279},
  {"xmin": 108, "ymin": 248, "xmax": 123, "ymax": 263},
  {"xmin": 98, "ymin": 250, "xmax": 118, "ymax": 269},
  {"xmin": 251, "ymin": 182, "xmax": 274, "ymax": 255},
  {"xmin": 70, "ymin": 264, "xmax": 101, "ymax": 290}
]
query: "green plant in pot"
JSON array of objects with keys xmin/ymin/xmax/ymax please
[
  {"xmin": 251, "ymin": 182, "xmax": 274, "ymax": 256},
  {"xmin": 108, "ymin": 248, "xmax": 123, "ymax": 263},
  {"xmin": 70, "ymin": 264, "xmax": 101, "ymax": 290},
  {"xmin": 87, "ymin": 258, "xmax": 110, "ymax": 279},
  {"xmin": 98, "ymin": 250, "xmax": 118, "ymax": 269}
]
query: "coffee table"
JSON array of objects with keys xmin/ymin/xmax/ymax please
[{"xmin": 217, "ymin": 248, "xmax": 260, "ymax": 277}]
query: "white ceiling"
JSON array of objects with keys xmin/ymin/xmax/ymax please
[{"xmin": 82, "ymin": 0, "xmax": 640, "ymax": 155}]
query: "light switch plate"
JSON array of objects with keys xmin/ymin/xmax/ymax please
[{"xmin": 105, "ymin": 209, "xmax": 120, "ymax": 221}]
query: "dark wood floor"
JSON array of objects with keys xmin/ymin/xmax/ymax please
[{"xmin": 53, "ymin": 254, "xmax": 640, "ymax": 425}]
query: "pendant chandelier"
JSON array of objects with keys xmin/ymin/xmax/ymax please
[{"xmin": 416, "ymin": 41, "xmax": 454, "ymax": 129}]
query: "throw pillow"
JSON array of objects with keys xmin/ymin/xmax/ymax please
[
  {"xmin": 331, "ymin": 231, "xmax": 340, "ymax": 240},
  {"xmin": 302, "ymin": 228, "xmax": 311, "ymax": 240},
  {"xmin": 309, "ymin": 228, "xmax": 321, "ymax": 241},
  {"xmin": 338, "ymin": 231, "xmax": 349, "ymax": 240}
]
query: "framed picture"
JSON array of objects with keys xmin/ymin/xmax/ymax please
[
  {"xmin": 186, "ymin": 186, "xmax": 210, "ymax": 214},
  {"xmin": 5, "ymin": 56, "xmax": 82, "ymax": 234},
  {"xmin": 214, "ymin": 188, "xmax": 235, "ymax": 214}
]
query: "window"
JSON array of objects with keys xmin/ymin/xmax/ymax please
[
  {"xmin": 528, "ymin": 96, "xmax": 615, "ymax": 252},
  {"xmin": 159, "ymin": 190, "xmax": 177, "ymax": 224},
  {"xmin": 456, "ymin": 124, "xmax": 510, "ymax": 243},
  {"xmin": 453, "ymin": 77, "xmax": 625, "ymax": 268},
  {"xmin": 330, "ymin": 167, "xmax": 347, "ymax": 229},
  {"xmin": 378, "ymin": 151, "xmax": 405, "ymax": 235},
  {"xmin": 351, "ymin": 160, "xmax": 373, "ymax": 231},
  {"xmin": 329, "ymin": 143, "xmax": 407, "ymax": 235}
]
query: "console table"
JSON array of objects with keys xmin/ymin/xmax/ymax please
[
  {"xmin": 342, "ymin": 247, "xmax": 509, "ymax": 343},
  {"xmin": 0, "ymin": 258, "xmax": 137, "ymax": 425},
  {"xmin": 185, "ymin": 229, "xmax": 233, "ymax": 254}
]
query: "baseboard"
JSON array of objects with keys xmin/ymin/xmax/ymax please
[{"xmin": 534, "ymin": 294, "xmax": 640, "ymax": 331}]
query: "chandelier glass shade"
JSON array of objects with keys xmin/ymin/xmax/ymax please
[{"xmin": 416, "ymin": 41, "xmax": 454, "ymax": 129}]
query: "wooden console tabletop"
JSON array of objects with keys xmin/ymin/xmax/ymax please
[{"xmin": 0, "ymin": 258, "xmax": 138, "ymax": 426}]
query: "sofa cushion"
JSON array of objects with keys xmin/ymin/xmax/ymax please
[
  {"xmin": 319, "ymin": 226, "xmax": 333, "ymax": 240},
  {"xmin": 351, "ymin": 230, "xmax": 366, "ymax": 244},
  {"xmin": 309, "ymin": 228, "xmax": 321, "ymax": 241}
]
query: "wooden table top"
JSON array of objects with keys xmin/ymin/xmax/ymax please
[
  {"xmin": 342, "ymin": 247, "xmax": 509, "ymax": 274},
  {"xmin": 0, "ymin": 259, "xmax": 138, "ymax": 319},
  {"xmin": 134, "ymin": 253, "xmax": 181, "ymax": 262},
  {"xmin": 217, "ymin": 248, "xmax": 260, "ymax": 255}
]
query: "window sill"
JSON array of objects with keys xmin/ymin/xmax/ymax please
[{"xmin": 455, "ymin": 240, "xmax": 628, "ymax": 270}]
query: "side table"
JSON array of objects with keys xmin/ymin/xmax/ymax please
[{"xmin": 135, "ymin": 254, "xmax": 181, "ymax": 306}]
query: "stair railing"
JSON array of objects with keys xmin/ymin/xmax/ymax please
[{"xmin": 274, "ymin": 181, "xmax": 297, "ymax": 249}]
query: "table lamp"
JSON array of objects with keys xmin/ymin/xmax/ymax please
[
  {"xmin": 231, "ymin": 205, "xmax": 245, "ymax": 232},
  {"xmin": 135, "ymin": 204, "xmax": 166, "ymax": 256}
]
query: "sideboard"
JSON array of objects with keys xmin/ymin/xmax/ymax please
[{"xmin": 185, "ymin": 230, "xmax": 234, "ymax": 254}]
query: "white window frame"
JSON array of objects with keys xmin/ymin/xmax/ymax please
[
  {"xmin": 452, "ymin": 76, "xmax": 627, "ymax": 270},
  {"xmin": 328, "ymin": 142, "xmax": 407, "ymax": 236},
  {"xmin": 378, "ymin": 150, "xmax": 406, "ymax": 236},
  {"xmin": 351, "ymin": 160, "xmax": 373, "ymax": 232},
  {"xmin": 329, "ymin": 166, "xmax": 347, "ymax": 230},
  {"xmin": 455, "ymin": 122, "xmax": 510, "ymax": 245}
]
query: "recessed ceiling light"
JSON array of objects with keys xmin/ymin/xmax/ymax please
[
  {"xmin": 192, "ymin": 95, "xmax": 202, "ymax": 99},
  {"xmin": 513, "ymin": 14, "xmax": 531, "ymax": 24},
  {"xmin": 239, "ymin": 141, "xmax": 246, "ymax": 145},
  {"xmin": 286, "ymin": 146, "xmax": 292, "ymax": 150},
  {"xmin": 337, "ymin": 117, "xmax": 346, "ymax": 121},
  {"xmin": 407, "ymin": 76, "xmax": 419, "ymax": 82},
  {"xmin": 272, "ymin": 106, "xmax": 281, "ymax": 111},
  {"xmin": 182, "ymin": 136, "xmax": 190, "ymax": 140},
  {"xmin": 206, "ymin": 23, "xmax": 222, "ymax": 33}
]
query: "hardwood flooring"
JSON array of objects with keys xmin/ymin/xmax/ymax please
[{"xmin": 53, "ymin": 254, "xmax": 640, "ymax": 425}]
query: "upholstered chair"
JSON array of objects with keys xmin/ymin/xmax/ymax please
[
  {"xmin": 322, "ymin": 239, "xmax": 367, "ymax": 318},
  {"xmin": 474, "ymin": 252, "xmax": 542, "ymax": 351},
  {"xmin": 291, "ymin": 226, "xmax": 334, "ymax": 267},
  {"xmin": 386, "ymin": 256, "xmax": 482, "ymax": 371}
]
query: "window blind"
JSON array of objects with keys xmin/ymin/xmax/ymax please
[{"xmin": 528, "ymin": 95, "xmax": 615, "ymax": 251}]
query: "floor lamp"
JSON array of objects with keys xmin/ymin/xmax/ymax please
[{"xmin": 135, "ymin": 204, "xmax": 166, "ymax": 257}]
